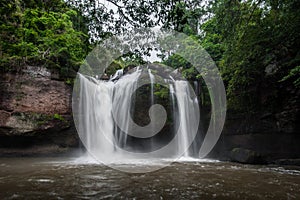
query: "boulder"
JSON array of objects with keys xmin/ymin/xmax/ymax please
[{"xmin": 229, "ymin": 148, "xmax": 264, "ymax": 164}]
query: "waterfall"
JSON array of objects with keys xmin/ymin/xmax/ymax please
[
  {"xmin": 174, "ymin": 81, "xmax": 200, "ymax": 157},
  {"xmin": 110, "ymin": 69, "xmax": 124, "ymax": 81},
  {"xmin": 148, "ymin": 69, "xmax": 155, "ymax": 151},
  {"xmin": 74, "ymin": 67, "xmax": 200, "ymax": 162},
  {"xmin": 75, "ymin": 73, "xmax": 116, "ymax": 161},
  {"xmin": 148, "ymin": 69, "xmax": 155, "ymax": 105}
]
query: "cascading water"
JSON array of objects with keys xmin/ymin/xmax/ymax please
[
  {"xmin": 148, "ymin": 69, "xmax": 155, "ymax": 151},
  {"xmin": 174, "ymin": 81, "xmax": 200, "ymax": 157},
  {"xmin": 74, "ymin": 66, "xmax": 200, "ymax": 162},
  {"xmin": 148, "ymin": 69, "xmax": 155, "ymax": 106}
]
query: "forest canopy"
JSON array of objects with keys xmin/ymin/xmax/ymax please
[
  {"xmin": 0, "ymin": 0, "xmax": 299, "ymax": 111},
  {"xmin": 0, "ymin": 0, "xmax": 89, "ymax": 76}
]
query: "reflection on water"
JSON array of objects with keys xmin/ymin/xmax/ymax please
[{"xmin": 0, "ymin": 157, "xmax": 299, "ymax": 199}]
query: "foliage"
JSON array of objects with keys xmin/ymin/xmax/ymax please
[
  {"xmin": 0, "ymin": 0, "xmax": 90, "ymax": 77},
  {"xmin": 66, "ymin": 0, "xmax": 204, "ymax": 41},
  {"xmin": 154, "ymin": 84, "xmax": 169, "ymax": 99},
  {"xmin": 201, "ymin": 0, "xmax": 300, "ymax": 111},
  {"xmin": 280, "ymin": 66, "xmax": 300, "ymax": 88}
]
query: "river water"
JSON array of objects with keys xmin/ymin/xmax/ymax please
[{"xmin": 0, "ymin": 157, "xmax": 299, "ymax": 199}]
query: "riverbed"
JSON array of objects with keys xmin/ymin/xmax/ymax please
[{"xmin": 0, "ymin": 157, "xmax": 299, "ymax": 199}]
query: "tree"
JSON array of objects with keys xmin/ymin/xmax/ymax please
[
  {"xmin": 202, "ymin": 0, "xmax": 300, "ymax": 111},
  {"xmin": 66, "ymin": 0, "xmax": 205, "ymax": 41},
  {"xmin": 0, "ymin": 0, "xmax": 90, "ymax": 77}
]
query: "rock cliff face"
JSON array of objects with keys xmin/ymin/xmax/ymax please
[
  {"xmin": 208, "ymin": 87, "xmax": 300, "ymax": 164},
  {"xmin": 0, "ymin": 67, "xmax": 78, "ymax": 156}
]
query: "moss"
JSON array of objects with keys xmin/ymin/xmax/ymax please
[
  {"xmin": 53, "ymin": 113, "xmax": 64, "ymax": 121},
  {"xmin": 65, "ymin": 78, "xmax": 74, "ymax": 85},
  {"xmin": 11, "ymin": 112, "xmax": 53, "ymax": 129}
]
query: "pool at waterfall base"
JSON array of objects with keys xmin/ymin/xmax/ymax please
[{"xmin": 0, "ymin": 156, "xmax": 299, "ymax": 199}]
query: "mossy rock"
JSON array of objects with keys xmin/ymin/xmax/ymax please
[{"xmin": 229, "ymin": 148, "xmax": 265, "ymax": 164}]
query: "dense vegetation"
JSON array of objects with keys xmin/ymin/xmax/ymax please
[
  {"xmin": 1, "ymin": 0, "xmax": 299, "ymax": 112},
  {"xmin": 0, "ymin": 0, "xmax": 89, "ymax": 76}
]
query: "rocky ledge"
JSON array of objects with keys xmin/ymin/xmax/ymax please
[{"xmin": 0, "ymin": 66, "xmax": 78, "ymax": 156}]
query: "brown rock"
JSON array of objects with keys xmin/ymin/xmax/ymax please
[
  {"xmin": 0, "ymin": 67, "xmax": 78, "ymax": 155},
  {"xmin": 0, "ymin": 73, "xmax": 71, "ymax": 115}
]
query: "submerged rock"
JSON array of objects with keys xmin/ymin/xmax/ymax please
[
  {"xmin": 274, "ymin": 159, "xmax": 300, "ymax": 166},
  {"xmin": 229, "ymin": 148, "xmax": 264, "ymax": 164}
]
